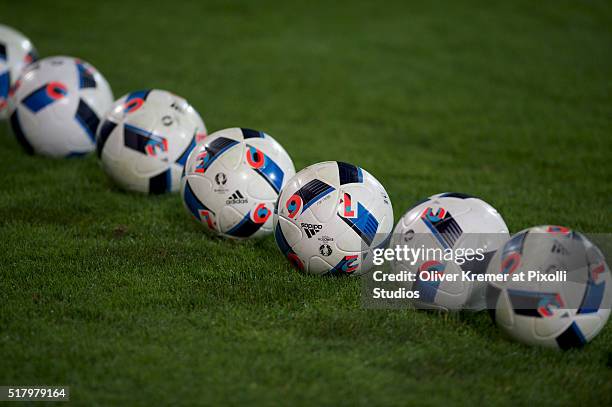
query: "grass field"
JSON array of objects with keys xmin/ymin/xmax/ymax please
[{"xmin": 1, "ymin": 0, "xmax": 612, "ymax": 405}]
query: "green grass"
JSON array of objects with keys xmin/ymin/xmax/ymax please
[{"xmin": 1, "ymin": 0, "xmax": 612, "ymax": 405}]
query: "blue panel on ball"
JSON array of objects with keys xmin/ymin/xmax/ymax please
[
  {"xmin": 74, "ymin": 99, "xmax": 100, "ymax": 142},
  {"xmin": 0, "ymin": 70, "xmax": 9, "ymax": 100},
  {"xmin": 556, "ymin": 321, "xmax": 587, "ymax": 350},
  {"xmin": 22, "ymin": 84, "xmax": 63, "ymax": 113},
  {"xmin": 274, "ymin": 223, "xmax": 292, "ymax": 256},
  {"xmin": 338, "ymin": 202, "xmax": 379, "ymax": 246},
  {"xmin": 176, "ymin": 136, "xmax": 196, "ymax": 167},
  {"xmin": 226, "ymin": 212, "xmax": 265, "ymax": 238},
  {"xmin": 248, "ymin": 148, "xmax": 285, "ymax": 193},
  {"xmin": 126, "ymin": 89, "xmax": 151, "ymax": 102},
  {"xmin": 10, "ymin": 110, "xmax": 34, "ymax": 155},
  {"xmin": 295, "ymin": 179, "xmax": 335, "ymax": 211},
  {"xmin": 76, "ymin": 61, "xmax": 97, "ymax": 89},
  {"xmin": 149, "ymin": 169, "xmax": 172, "ymax": 195},
  {"xmin": 183, "ymin": 180, "xmax": 213, "ymax": 220},
  {"xmin": 241, "ymin": 128, "xmax": 264, "ymax": 139},
  {"xmin": 337, "ymin": 161, "xmax": 363, "ymax": 185},
  {"xmin": 577, "ymin": 280, "xmax": 606, "ymax": 314},
  {"xmin": 96, "ymin": 120, "xmax": 117, "ymax": 158}
]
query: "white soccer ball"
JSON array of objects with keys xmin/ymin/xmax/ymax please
[
  {"xmin": 97, "ymin": 89, "xmax": 206, "ymax": 194},
  {"xmin": 390, "ymin": 192, "xmax": 509, "ymax": 310},
  {"xmin": 8, "ymin": 56, "xmax": 113, "ymax": 157},
  {"xmin": 486, "ymin": 226, "xmax": 611, "ymax": 349},
  {"xmin": 181, "ymin": 127, "xmax": 295, "ymax": 238},
  {"xmin": 0, "ymin": 24, "xmax": 38, "ymax": 120},
  {"xmin": 273, "ymin": 161, "xmax": 393, "ymax": 276}
]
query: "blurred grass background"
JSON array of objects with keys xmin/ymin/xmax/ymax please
[{"xmin": 1, "ymin": 0, "xmax": 611, "ymax": 405}]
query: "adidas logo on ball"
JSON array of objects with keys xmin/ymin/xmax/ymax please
[
  {"xmin": 301, "ymin": 222, "xmax": 322, "ymax": 238},
  {"xmin": 226, "ymin": 190, "xmax": 248, "ymax": 205}
]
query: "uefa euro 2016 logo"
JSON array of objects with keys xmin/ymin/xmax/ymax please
[
  {"xmin": 246, "ymin": 145, "xmax": 265, "ymax": 168},
  {"xmin": 339, "ymin": 255, "xmax": 359, "ymax": 273},
  {"xmin": 195, "ymin": 150, "xmax": 210, "ymax": 173},
  {"xmin": 537, "ymin": 294, "xmax": 565, "ymax": 318},
  {"xmin": 547, "ymin": 225, "xmax": 571, "ymax": 235},
  {"xmin": 501, "ymin": 252, "xmax": 521, "ymax": 274},
  {"xmin": 144, "ymin": 135, "xmax": 168, "ymax": 157},
  {"xmin": 328, "ymin": 255, "xmax": 359, "ymax": 275},
  {"xmin": 252, "ymin": 203, "xmax": 271, "ymax": 224},
  {"xmin": 123, "ymin": 97, "xmax": 144, "ymax": 114},
  {"xmin": 198, "ymin": 209, "xmax": 215, "ymax": 230},
  {"xmin": 422, "ymin": 207, "xmax": 446, "ymax": 223},
  {"xmin": 286, "ymin": 194, "xmax": 302, "ymax": 219},
  {"xmin": 341, "ymin": 192, "xmax": 356, "ymax": 218}
]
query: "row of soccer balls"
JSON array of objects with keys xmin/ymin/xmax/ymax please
[{"xmin": 2, "ymin": 25, "xmax": 610, "ymax": 350}]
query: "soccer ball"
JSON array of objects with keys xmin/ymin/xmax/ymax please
[
  {"xmin": 273, "ymin": 161, "xmax": 393, "ymax": 276},
  {"xmin": 390, "ymin": 192, "xmax": 509, "ymax": 310},
  {"xmin": 486, "ymin": 226, "xmax": 611, "ymax": 349},
  {"xmin": 97, "ymin": 89, "xmax": 206, "ymax": 194},
  {"xmin": 8, "ymin": 56, "xmax": 113, "ymax": 157},
  {"xmin": 181, "ymin": 127, "xmax": 295, "ymax": 238},
  {"xmin": 0, "ymin": 24, "xmax": 38, "ymax": 120}
]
